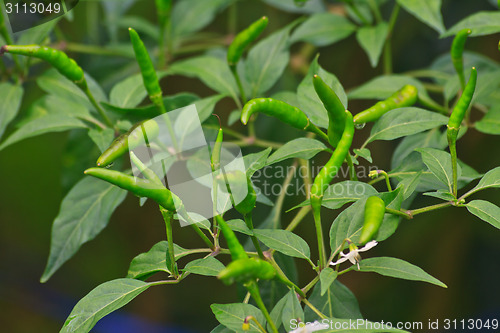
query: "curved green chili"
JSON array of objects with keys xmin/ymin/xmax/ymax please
[
  {"xmin": 218, "ymin": 170, "xmax": 257, "ymax": 215},
  {"xmin": 84, "ymin": 167, "xmax": 178, "ymax": 211},
  {"xmin": 310, "ymin": 111, "xmax": 354, "ymax": 268},
  {"xmin": 227, "ymin": 16, "xmax": 268, "ymax": 67},
  {"xmin": 218, "ymin": 258, "xmax": 276, "ymax": 285},
  {"xmin": 97, "ymin": 119, "xmax": 160, "ymax": 167},
  {"xmin": 241, "ymin": 98, "xmax": 329, "ymax": 142},
  {"xmin": 353, "ymin": 85, "xmax": 418, "ymax": 124},
  {"xmin": 216, "ymin": 215, "xmax": 248, "ymax": 261},
  {"xmin": 313, "ymin": 74, "xmax": 346, "ymax": 147},
  {"xmin": 1, "ymin": 44, "xmax": 85, "ymax": 84},
  {"xmin": 129, "ymin": 28, "xmax": 165, "ymax": 113},
  {"xmin": 447, "ymin": 67, "xmax": 477, "ymax": 197},
  {"xmin": 451, "ymin": 29, "xmax": 471, "ymax": 90},
  {"xmin": 359, "ymin": 196, "xmax": 386, "ymax": 244}
]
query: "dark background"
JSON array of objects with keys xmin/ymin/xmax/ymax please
[{"xmin": 0, "ymin": 0, "xmax": 499, "ymax": 332}]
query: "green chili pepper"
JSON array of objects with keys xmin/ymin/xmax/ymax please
[
  {"xmin": 217, "ymin": 170, "xmax": 257, "ymax": 215},
  {"xmin": 313, "ymin": 74, "xmax": 346, "ymax": 147},
  {"xmin": 227, "ymin": 16, "xmax": 268, "ymax": 67},
  {"xmin": 447, "ymin": 67, "xmax": 477, "ymax": 135},
  {"xmin": 216, "ymin": 215, "xmax": 248, "ymax": 261},
  {"xmin": 241, "ymin": 98, "xmax": 329, "ymax": 142},
  {"xmin": 218, "ymin": 258, "xmax": 276, "ymax": 285},
  {"xmin": 359, "ymin": 196, "xmax": 386, "ymax": 244},
  {"xmin": 1, "ymin": 45, "xmax": 85, "ymax": 85},
  {"xmin": 310, "ymin": 111, "xmax": 354, "ymax": 268},
  {"xmin": 96, "ymin": 120, "xmax": 160, "ymax": 167},
  {"xmin": 129, "ymin": 28, "xmax": 165, "ymax": 113},
  {"xmin": 353, "ymin": 85, "xmax": 418, "ymax": 124},
  {"xmin": 451, "ymin": 29, "xmax": 471, "ymax": 90},
  {"xmin": 211, "ymin": 128, "xmax": 223, "ymax": 172},
  {"xmin": 447, "ymin": 67, "xmax": 477, "ymax": 197},
  {"xmin": 129, "ymin": 151, "xmax": 163, "ymax": 185},
  {"xmin": 310, "ymin": 111, "xmax": 354, "ymax": 203},
  {"xmin": 84, "ymin": 168, "xmax": 178, "ymax": 211}
]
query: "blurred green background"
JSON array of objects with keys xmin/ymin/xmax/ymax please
[{"xmin": 0, "ymin": 0, "xmax": 499, "ymax": 332}]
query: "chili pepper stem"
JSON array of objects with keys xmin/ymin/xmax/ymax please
[
  {"xmin": 269, "ymin": 256, "xmax": 309, "ymax": 297},
  {"xmin": 82, "ymin": 86, "xmax": 114, "ymax": 129},
  {"xmin": 244, "ymin": 316, "xmax": 266, "ymax": 333},
  {"xmin": 244, "ymin": 214, "xmax": 265, "ymax": 259},
  {"xmin": 245, "ymin": 281, "xmax": 278, "ymax": 333},
  {"xmin": 311, "ymin": 199, "xmax": 327, "ymax": 269},
  {"xmin": 301, "ymin": 274, "xmax": 320, "ymax": 295},
  {"xmin": 410, "ymin": 201, "xmax": 453, "ymax": 216},
  {"xmin": 302, "ymin": 298, "xmax": 328, "ymax": 319},
  {"xmin": 447, "ymin": 128, "xmax": 459, "ymax": 197},
  {"xmin": 345, "ymin": 154, "xmax": 358, "ymax": 181},
  {"xmin": 385, "ymin": 207, "xmax": 412, "ymax": 219},
  {"xmin": 178, "ymin": 208, "xmax": 215, "ymax": 250},
  {"xmin": 230, "ymin": 65, "xmax": 247, "ymax": 104},
  {"xmin": 285, "ymin": 206, "xmax": 311, "ymax": 232},
  {"xmin": 383, "ymin": 2, "xmax": 400, "ymax": 75},
  {"xmin": 161, "ymin": 209, "xmax": 178, "ymax": 278}
]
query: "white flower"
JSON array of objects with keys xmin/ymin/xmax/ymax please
[
  {"xmin": 330, "ymin": 240, "xmax": 378, "ymax": 269},
  {"xmin": 289, "ymin": 320, "xmax": 329, "ymax": 333}
]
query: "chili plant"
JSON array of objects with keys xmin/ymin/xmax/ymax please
[{"xmin": 1, "ymin": 0, "xmax": 500, "ymax": 332}]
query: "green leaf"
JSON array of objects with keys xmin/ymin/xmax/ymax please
[
  {"xmin": 397, "ymin": 0, "xmax": 445, "ymax": 34},
  {"xmin": 289, "ymin": 181, "xmax": 378, "ymax": 211},
  {"xmin": 61, "ymin": 278, "xmax": 150, "ymax": 333},
  {"xmin": 169, "ymin": 56, "xmax": 239, "ymax": 103},
  {"xmin": 476, "ymin": 106, "xmax": 500, "ymax": 135},
  {"xmin": 245, "ymin": 22, "xmax": 295, "ymax": 97},
  {"xmin": 291, "ymin": 13, "xmax": 356, "ymax": 46},
  {"xmin": 391, "ymin": 128, "xmax": 444, "ymax": 169},
  {"xmin": 126, "ymin": 241, "xmax": 189, "ymax": 280},
  {"xmin": 354, "ymin": 148, "xmax": 372, "ymax": 163},
  {"xmin": 466, "ymin": 200, "xmax": 500, "ymax": 230},
  {"xmin": 226, "ymin": 219, "xmax": 253, "ymax": 236},
  {"xmin": 267, "ymin": 138, "xmax": 327, "ymax": 165},
  {"xmin": 88, "ymin": 128, "xmax": 115, "ymax": 153},
  {"xmin": 0, "ymin": 83, "xmax": 24, "ymax": 140},
  {"xmin": 297, "ymin": 56, "xmax": 348, "ymax": 128},
  {"xmin": 423, "ymin": 190, "xmax": 455, "ymax": 201},
  {"xmin": 469, "ymin": 166, "xmax": 500, "ymax": 194},
  {"xmin": 118, "ymin": 16, "xmax": 159, "ymax": 41},
  {"xmin": 211, "ymin": 303, "xmax": 265, "ymax": 333},
  {"xmin": 443, "ymin": 11, "xmax": 500, "ymax": 37},
  {"xmin": 210, "ymin": 325, "xmax": 234, "ymax": 333},
  {"xmin": 41, "ymin": 178, "xmax": 127, "ymax": 282},
  {"xmin": 416, "ymin": 148, "xmax": 461, "ymax": 194},
  {"xmin": 356, "ymin": 22, "xmax": 389, "ymax": 67},
  {"xmin": 43, "ymin": 95, "xmax": 95, "ymax": 123},
  {"xmin": 183, "ymin": 257, "xmax": 225, "ymax": 276},
  {"xmin": 367, "ymin": 108, "xmax": 448, "ymax": 143},
  {"xmin": 397, "ymin": 170, "xmax": 423, "ymax": 200},
  {"xmin": 268, "ymin": 293, "xmax": 287, "ymax": 331},
  {"xmin": 253, "ymin": 229, "xmax": 310, "ymax": 260},
  {"xmin": 109, "ymin": 74, "xmax": 147, "ymax": 108},
  {"xmin": 244, "ymin": 147, "xmax": 273, "ymax": 177},
  {"xmin": 263, "ymin": 0, "xmax": 325, "ymax": 14},
  {"xmin": 282, "ymin": 289, "xmax": 305, "ymax": 330},
  {"xmin": 304, "ymin": 280, "xmax": 362, "ymax": 321},
  {"xmin": 0, "ymin": 115, "xmax": 87, "ymax": 152},
  {"xmin": 171, "ymin": 0, "xmax": 234, "ymax": 39},
  {"xmin": 319, "ymin": 267, "xmax": 338, "ymax": 296},
  {"xmin": 355, "ymin": 257, "xmax": 447, "ymax": 288}
]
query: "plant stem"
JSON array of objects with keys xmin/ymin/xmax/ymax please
[
  {"xmin": 270, "ymin": 256, "xmax": 308, "ymax": 297},
  {"xmin": 62, "ymin": 42, "xmax": 134, "ymax": 58},
  {"xmin": 409, "ymin": 202, "xmax": 453, "ymax": 216},
  {"xmin": 345, "ymin": 154, "xmax": 358, "ymax": 181},
  {"xmin": 312, "ymin": 203, "xmax": 327, "ymax": 269},
  {"xmin": 368, "ymin": 171, "xmax": 433, "ymax": 185},
  {"xmin": 245, "ymin": 316, "xmax": 267, "ymax": 333},
  {"xmin": 301, "ymin": 275, "xmax": 320, "ymax": 295},
  {"xmin": 83, "ymin": 86, "xmax": 114, "ymax": 128},
  {"xmin": 246, "ymin": 282, "xmax": 278, "ymax": 333},
  {"xmin": 346, "ymin": 1, "xmax": 370, "ymax": 25},
  {"xmin": 161, "ymin": 208, "xmax": 178, "ymax": 277},
  {"xmin": 367, "ymin": 0, "xmax": 383, "ymax": 23},
  {"xmin": 285, "ymin": 206, "xmax": 311, "ymax": 232},
  {"xmin": 385, "ymin": 207, "xmax": 412, "ymax": 219},
  {"xmin": 230, "ymin": 65, "xmax": 247, "ymax": 104},
  {"xmin": 244, "ymin": 214, "xmax": 265, "ymax": 259},
  {"xmin": 299, "ymin": 158, "xmax": 312, "ymax": 198},
  {"xmin": 302, "ymin": 298, "xmax": 328, "ymax": 319},
  {"xmin": 383, "ymin": 3, "xmax": 400, "ymax": 75},
  {"xmin": 447, "ymin": 132, "xmax": 459, "ymax": 197}
]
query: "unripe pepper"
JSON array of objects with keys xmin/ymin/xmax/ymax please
[
  {"xmin": 84, "ymin": 168, "xmax": 178, "ymax": 211},
  {"xmin": 227, "ymin": 16, "xmax": 268, "ymax": 67},
  {"xmin": 217, "ymin": 170, "xmax": 257, "ymax": 215},
  {"xmin": 1, "ymin": 45, "xmax": 85, "ymax": 85},
  {"xmin": 313, "ymin": 74, "xmax": 346, "ymax": 147},
  {"xmin": 241, "ymin": 98, "xmax": 329, "ymax": 142},
  {"xmin": 218, "ymin": 258, "xmax": 276, "ymax": 285},
  {"xmin": 353, "ymin": 85, "xmax": 418, "ymax": 124},
  {"xmin": 451, "ymin": 29, "xmax": 471, "ymax": 90},
  {"xmin": 359, "ymin": 196, "xmax": 386, "ymax": 244},
  {"xmin": 96, "ymin": 119, "xmax": 160, "ymax": 167}
]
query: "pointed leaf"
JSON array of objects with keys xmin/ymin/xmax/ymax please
[
  {"xmin": 282, "ymin": 289, "xmax": 304, "ymax": 330},
  {"xmin": 211, "ymin": 303, "xmax": 265, "ymax": 333},
  {"xmin": 469, "ymin": 166, "xmax": 500, "ymax": 194},
  {"xmin": 320, "ymin": 267, "xmax": 338, "ymax": 296},
  {"xmin": 253, "ymin": 229, "xmax": 310, "ymax": 259},
  {"xmin": 443, "ymin": 11, "xmax": 500, "ymax": 37},
  {"xmin": 0, "ymin": 82, "xmax": 24, "ymax": 140},
  {"xmin": 267, "ymin": 138, "xmax": 327, "ymax": 165},
  {"xmin": 356, "ymin": 22, "xmax": 389, "ymax": 67},
  {"xmin": 291, "ymin": 13, "xmax": 356, "ymax": 46},
  {"xmin": 466, "ymin": 200, "xmax": 500, "ymax": 230},
  {"xmin": 183, "ymin": 257, "xmax": 225, "ymax": 276},
  {"xmin": 416, "ymin": 148, "xmax": 461, "ymax": 194},
  {"xmin": 397, "ymin": 0, "xmax": 445, "ymax": 34}
]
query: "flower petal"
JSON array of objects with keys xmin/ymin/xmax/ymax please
[
  {"xmin": 330, "ymin": 256, "xmax": 349, "ymax": 266},
  {"xmin": 359, "ymin": 240, "xmax": 378, "ymax": 252}
]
